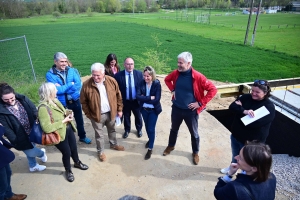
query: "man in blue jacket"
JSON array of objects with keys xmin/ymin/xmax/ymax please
[
  {"xmin": 46, "ymin": 52, "xmax": 91, "ymax": 144},
  {"xmin": 0, "ymin": 124, "xmax": 27, "ymax": 200}
]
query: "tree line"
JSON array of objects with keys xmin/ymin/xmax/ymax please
[{"xmin": 0, "ymin": 0, "xmax": 291, "ymax": 19}]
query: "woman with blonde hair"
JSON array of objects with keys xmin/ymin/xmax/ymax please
[
  {"xmin": 38, "ymin": 82, "xmax": 88, "ymax": 182},
  {"xmin": 136, "ymin": 66, "xmax": 162, "ymax": 160}
]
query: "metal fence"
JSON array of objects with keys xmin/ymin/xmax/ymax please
[{"xmin": 0, "ymin": 35, "xmax": 37, "ymax": 83}]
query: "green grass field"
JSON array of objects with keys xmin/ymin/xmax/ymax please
[{"xmin": 0, "ymin": 11, "xmax": 299, "ymax": 85}]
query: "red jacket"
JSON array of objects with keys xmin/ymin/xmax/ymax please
[{"xmin": 165, "ymin": 68, "xmax": 217, "ymax": 114}]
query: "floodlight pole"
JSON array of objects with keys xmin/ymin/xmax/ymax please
[
  {"xmin": 244, "ymin": 0, "xmax": 254, "ymax": 45},
  {"xmin": 251, "ymin": 0, "xmax": 262, "ymax": 46}
]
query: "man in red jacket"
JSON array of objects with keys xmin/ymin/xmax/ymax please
[{"xmin": 163, "ymin": 52, "xmax": 217, "ymax": 165}]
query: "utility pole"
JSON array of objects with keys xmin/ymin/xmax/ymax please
[
  {"xmin": 133, "ymin": 0, "xmax": 134, "ymax": 14},
  {"xmin": 244, "ymin": 0, "xmax": 254, "ymax": 45},
  {"xmin": 251, "ymin": 0, "xmax": 262, "ymax": 46}
]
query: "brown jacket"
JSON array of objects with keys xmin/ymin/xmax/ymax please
[{"xmin": 80, "ymin": 76, "xmax": 123, "ymax": 123}]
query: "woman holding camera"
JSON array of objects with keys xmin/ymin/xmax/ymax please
[{"xmin": 38, "ymin": 82, "xmax": 88, "ymax": 182}]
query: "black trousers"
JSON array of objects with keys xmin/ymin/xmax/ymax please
[
  {"xmin": 123, "ymin": 100, "xmax": 143, "ymax": 132},
  {"xmin": 55, "ymin": 124, "xmax": 79, "ymax": 171},
  {"xmin": 168, "ymin": 106, "xmax": 200, "ymax": 154}
]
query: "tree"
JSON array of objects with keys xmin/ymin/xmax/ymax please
[
  {"xmin": 105, "ymin": 0, "xmax": 121, "ymax": 13},
  {"xmin": 124, "ymin": 0, "xmax": 137, "ymax": 13},
  {"xmin": 136, "ymin": 0, "xmax": 147, "ymax": 11},
  {"xmin": 92, "ymin": 0, "xmax": 105, "ymax": 12},
  {"xmin": 86, "ymin": 6, "xmax": 93, "ymax": 16},
  {"xmin": 135, "ymin": 34, "xmax": 171, "ymax": 74}
]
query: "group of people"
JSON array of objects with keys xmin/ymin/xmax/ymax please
[{"xmin": 0, "ymin": 50, "xmax": 277, "ymax": 199}]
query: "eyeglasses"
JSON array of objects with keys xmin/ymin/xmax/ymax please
[{"xmin": 254, "ymin": 80, "xmax": 267, "ymax": 86}]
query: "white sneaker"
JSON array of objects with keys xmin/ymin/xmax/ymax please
[
  {"xmin": 39, "ymin": 148, "xmax": 47, "ymax": 163},
  {"xmin": 29, "ymin": 164, "xmax": 46, "ymax": 172},
  {"xmin": 220, "ymin": 166, "xmax": 230, "ymax": 174}
]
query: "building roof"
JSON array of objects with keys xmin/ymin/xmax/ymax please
[{"xmin": 289, "ymin": 1, "xmax": 300, "ymax": 7}]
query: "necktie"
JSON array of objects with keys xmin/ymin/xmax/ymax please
[{"xmin": 128, "ymin": 73, "xmax": 133, "ymax": 100}]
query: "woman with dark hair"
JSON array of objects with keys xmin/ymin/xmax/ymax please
[
  {"xmin": 214, "ymin": 141, "xmax": 276, "ymax": 200},
  {"xmin": 104, "ymin": 53, "xmax": 120, "ymax": 77},
  {"xmin": 38, "ymin": 82, "xmax": 88, "ymax": 182},
  {"xmin": 220, "ymin": 80, "xmax": 275, "ymax": 174},
  {"xmin": 136, "ymin": 66, "xmax": 162, "ymax": 160},
  {"xmin": 0, "ymin": 83, "xmax": 47, "ymax": 172}
]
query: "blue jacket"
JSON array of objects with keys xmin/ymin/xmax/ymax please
[
  {"xmin": 46, "ymin": 65, "xmax": 82, "ymax": 106},
  {"xmin": 214, "ymin": 173, "xmax": 276, "ymax": 200},
  {"xmin": 114, "ymin": 69, "xmax": 143, "ymax": 104},
  {"xmin": 136, "ymin": 79, "xmax": 162, "ymax": 115},
  {"xmin": 0, "ymin": 126, "xmax": 15, "ymax": 169}
]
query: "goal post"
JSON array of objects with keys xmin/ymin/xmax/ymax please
[{"xmin": 0, "ymin": 35, "xmax": 37, "ymax": 83}]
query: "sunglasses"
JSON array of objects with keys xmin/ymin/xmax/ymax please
[{"xmin": 254, "ymin": 80, "xmax": 267, "ymax": 86}]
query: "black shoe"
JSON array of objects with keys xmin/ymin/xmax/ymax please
[
  {"xmin": 145, "ymin": 149, "xmax": 152, "ymax": 160},
  {"xmin": 66, "ymin": 170, "xmax": 74, "ymax": 182},
  {"xmin": 145, "ymin": 141, "xmax": 149, "ymax": 148},
  {"xmin": 137, "ymin": 130, "xmax": 142, "ymax": 138},
  {"xmin": 74, "ymin": 161, "xmax": 89, "ymax": 170},
  {"xmin": 123, "ymin": 131, "xmax": 129, "ymax": 139}
]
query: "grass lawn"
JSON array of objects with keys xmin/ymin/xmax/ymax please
[{"xmin": 0, "ymin": 12, "xmax": 299, "ymax": 85}]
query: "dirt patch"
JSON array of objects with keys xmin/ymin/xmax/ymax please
[{"xmin": 8, "ymin": 75, "xmax": 258, "ymax": 200}]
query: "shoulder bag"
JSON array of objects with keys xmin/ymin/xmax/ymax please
[{"xmin": 30, "ymin": 105, "xmax": 61, "ymax": 146}]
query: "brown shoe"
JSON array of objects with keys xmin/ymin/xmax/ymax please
[
  {"xmin": 163, "ymin": 146, "xmax": 175, "ymax": 156},
  {"xmin": 193, "ymin": 153, "xmax": 199, "ymax": 165},
  {"xmin": 110, "ymin": 145, "xmax": 125, "ymax": 151},
  {"xmin": 99, "ymin": 153, "xmax": 106, "ymax": 162},
  {"xmin": 6, "ymin": 194, "xmax": 27, "ymax": 200}
]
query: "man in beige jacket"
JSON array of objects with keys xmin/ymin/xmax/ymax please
[{"xmin": 80, "ymin": 63, "xmax": 124, "ymax": 162}]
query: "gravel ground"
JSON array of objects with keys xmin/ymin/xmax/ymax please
[{"xmin": 272, "ymin": 154, "xmax": 300, "ymax": 200}]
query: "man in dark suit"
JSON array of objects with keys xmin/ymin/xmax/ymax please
[
  {"xmin": 114, "ymin": 57, "xmax": 143, "ymax": 139},
  {"xmin": 0, "ymin": 124, "xmax": 27, "ymax": 200}
]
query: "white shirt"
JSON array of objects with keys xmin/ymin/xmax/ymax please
[{"xmin": 95, "ymin": 79, "xmax": 111, "ymax": 114}]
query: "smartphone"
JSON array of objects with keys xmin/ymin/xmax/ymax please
[{"xmin": 66, "ymin": 109, "xmax": 73, "ymax": 116}]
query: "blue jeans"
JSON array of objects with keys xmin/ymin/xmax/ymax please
[
  {"xmin": 168, "ymin": 106, "xmax": 200, "ymax": 154},
  {"xmin": 230, "ymin": 135, "xmax": 245, "ymax": 163},
  {"xmin": 66, "ymin": 99, "xmax": 87, "ymax": 139},
  {"xmin": 22, "ymin": 144, "xmax": 44, "ymax": 168},
  {"xmin": 0, "ymin": 164, "xmax": 13, "ymax": 200},
  {"xmin": 141, "ymin": 109, "xmax": 158, "ymax": 149}
]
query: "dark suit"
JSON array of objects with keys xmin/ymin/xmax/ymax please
[{"xmin": 114, "ymin": 69, "xmax": 143, "ymax": 132}]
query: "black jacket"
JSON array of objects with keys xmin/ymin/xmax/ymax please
[
  {"xmin": 0, "ymin": 125, "xmax": 15, "ymax": 168},
  {"xmin": 229, "ymin": 94, "xmax": 275, "ymax": 144},
  {"xmin": 214, "ymin": 173, "xmax": 276, "ymax": 200},
  {"xmin": 0, "ymin": 93, "xmax": 37, "ymax": 150},
  {"xmin": 136, "ymin": 79, "xmax": 162, "ymax": 115}
]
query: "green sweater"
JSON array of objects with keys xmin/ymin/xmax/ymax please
[{"xmin": 38, "ymin": 99, "xmax": 77, "ymax": 142}]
